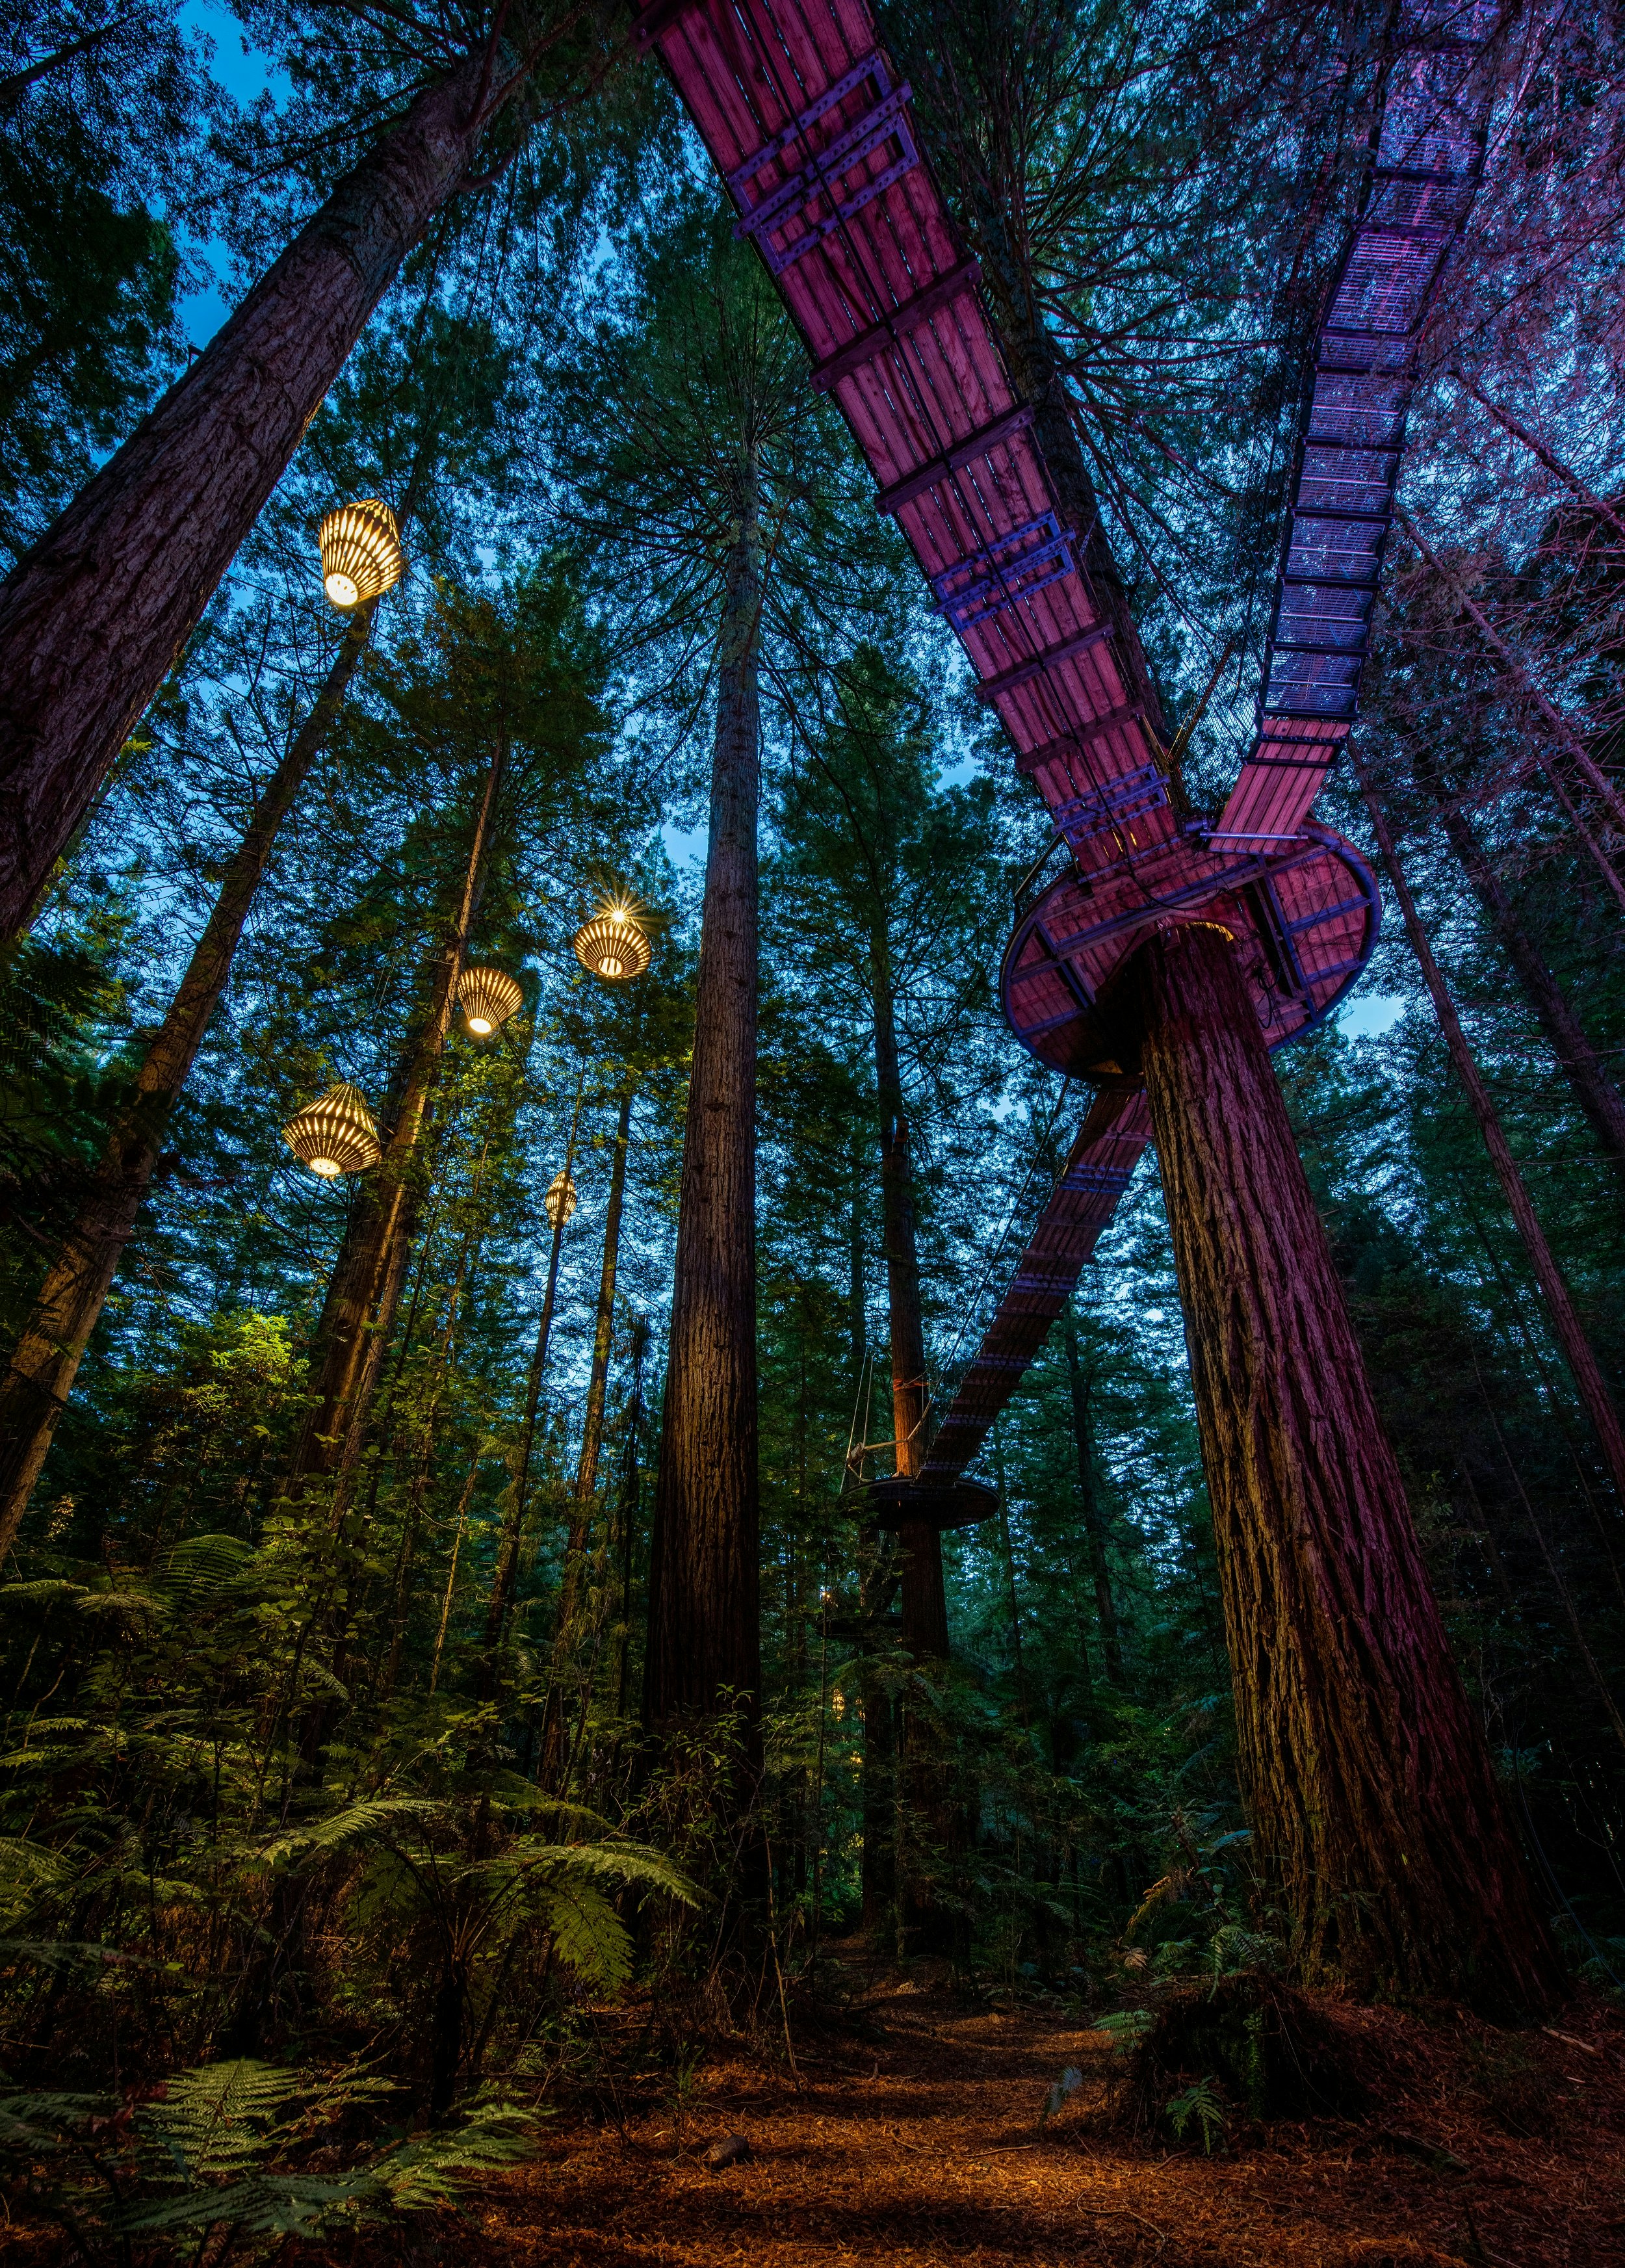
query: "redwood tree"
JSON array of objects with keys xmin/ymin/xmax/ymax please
[
  {"xmin": 551, "ymin": 194, "xmax": 886, "ymax": 1737},
  {"xmin": 1108, "ymin": 919, "xmax": 1561, "ymax": 2009}
]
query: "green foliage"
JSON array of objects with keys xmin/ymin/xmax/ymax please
[
  {"xmin": 1164, "ymin": 2076, "xmax": 1228, "ymax": 2154},
  {"xmin": 0, "ymin": 2059, "xmax": 537, "ymax": 2258}
]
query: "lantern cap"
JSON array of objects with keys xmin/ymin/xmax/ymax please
[
  {"xmin": 573, "ymin": 896, "xmax": 651, "ymax": 984},
  {"xmin": 317, "ymin": 497, "xmax": 406, "ymax": 611},
  {"xmin": 544, "ymin": 1167, "xmax": 578, "ymax": 1229},
  {"xmin": 458, "ymin": 963, "xmax": 524, "ymax": 1038},
  {"xmin": 282, "ymin": 1080, "xmax": 383, "ymax": 1178}
]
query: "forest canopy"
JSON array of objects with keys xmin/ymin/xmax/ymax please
[{"xmin": 0, "ymin": 0, "xmax": 1622, "ymax": 2250}]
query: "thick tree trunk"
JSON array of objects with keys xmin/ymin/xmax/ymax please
[
  {"xmin": 0, "ymin": 55, "xmax": 489, "ymax": 935},
  {"xmin": 643, "ymin": 484, "xmax": 762, "ymax": 1732},
  {"xmin": 0, "ymin": 601, "xmax": 376, "ymax": 1565},
  {"xmin": 1110, "ymin": 919, "xmax": 1559, "ymax": 2010},
  {"xmin": 1429, "ymin": 786, "xmax": 1625, "ymax": 1182},
  {"xmin": 1061, "ymin": 1308, "xmax": 1125, "ymax": 1686},
  {"xmin": 286, "ymin": 744, "xmax": 504, "ymax": 1503},
  {"xmin": 539, "ymin": 1086, "xmax": 634, "ymax": 1780},
  {"xmin": 1358, "ymin": 777, "xmax": 1625, "ymax": 1515}
]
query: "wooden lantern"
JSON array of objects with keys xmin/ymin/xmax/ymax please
[
  {"xmin": 459, "ymin": 964, "xmax": 524, "ymax": 1037},
  {"xmin": 317, "ymin": 498, "xmax": 406, "ymax": 610},
  {"xmin": 573, "ymin": 902, "xmax": 651, "ymax": 983},
  {"xmin": 544, "ymin": 1169, "xmax": 578, "ymax": 1229},
  {"xmin": 283, "ymin": 1082, "xmax": 383, "ymax": 1177}
]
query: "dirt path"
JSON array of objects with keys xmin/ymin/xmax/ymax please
[{"xmin": 457, "ymin": 1967, "xmax": 1625, "ymax": 2268}]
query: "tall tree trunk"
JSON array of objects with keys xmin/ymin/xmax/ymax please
[
  {"xmin": 1357, "ymin": 772, "xmax": 1625, "ymax": 1515},
  {"xmin": 485, "ymin": 1076, "xmax": 583, "ymax": 1671},
  {"xmin": 1424, "ymin": 776, "xmax": 1625, "ymax": 1182},
  {"xmin": 1061, "ymin": 1308, "xmax": 1126, "ymax": 1686},
  {"xmin": 870, "ymin": 921, "xmax": 941, "ymax": 1652},
  {"xmin": 287, "ymin": 742, "xmax": 505, "ymax": 1504},
  {"xmin": 644, "ymin": 475, "xmax": 762, "ymax": 1733},
  {"xmin": 573, "ymin": 1087, "xmax": 634, "ymax": 1505},
  {"xmin": 0, "ymin": 603, "xmax": 377, "ymax": 1563},
  {"xmin": 612, "ymin": 1321, "xmax": 649, "ymax": 1721},
  {"xmin": 1109, "ymin": 919, "xmax": 1560, "ymax": 2010},
  {"xmin": 0, "ymin": 53, "xmax": 502, "ymax": 936},
  {"xmin": 539, "ymin": 1085, "xmax": 634, "ymax": 1780},
  {"xmin": 872, "ymin": 919, "xmax": 963, "ymax": 1953}
]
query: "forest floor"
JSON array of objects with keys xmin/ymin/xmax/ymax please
[{"xmin": 403, "ymin": 1950, "xmax": 1625, "ymax": 2268}]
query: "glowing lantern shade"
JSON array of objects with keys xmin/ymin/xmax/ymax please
[
  {"xmin": 317, "ymin": 498, "xmax": 406, "ymax": 610},
  {"xmin": 458, "ymin": 964, "xmax": 523, "ymax": 1037},
  {"xmin": 573, "ymin": 900, "xmax": 651, "ymax": 984},
  {"xmin": 282, "ymin": 1082, "xmax": 382, "ymax": 1179},
  {"xmin": 544, "ymin": 1169, "xmax": 578, "ymax": 1230}
]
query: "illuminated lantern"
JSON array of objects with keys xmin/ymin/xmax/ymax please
[
  {"xmin": 317, "ymin": 498, "xmax": 406, "ymax": 610},
  {"xmin": 572, "ymin": 898, "xmax": 651, "ymax": 983},
  {"xmin": 282, "ymin": 1082, "xmax": 382, "ymax": 1178},
  {"xmin": 458, "ymin": 964, "xmax": 523, "ymax": 1037},
  {"xmin": 544, "ymin": 1169, "xmax": 578, "ymax": 1229}
]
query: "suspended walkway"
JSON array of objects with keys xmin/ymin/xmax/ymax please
[{"xmin": 632, "ymin": 0, "xmax": 1495, "ymax": 1481}]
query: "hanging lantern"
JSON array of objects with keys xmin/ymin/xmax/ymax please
[
  {"xmin": 573, "ymin": 898, "xmax": 651, "ymax": 984},
  {"xmin": 459, "ymin": 964, "xmax": 524, "ymax": 1037},
  {"xmin": 317, "ymin": 498, "xmax": 406, "ymax": 610},
  {"xmin": 282, "ymin": 1082, "xmax": 382, "ymax": 1178},
  {"xmin": 544, "ymin": 1169, "xmax": 578, "ymax": 1230}
]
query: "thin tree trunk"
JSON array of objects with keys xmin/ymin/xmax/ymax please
[
  {"xmin": 871, "ymin": 921, "xmax": 941, "ymax": 1654},
  {"xmin": 644, "ymin": 473, "xmax": 762, "ymax": 1733},
  {"xmin": 539, "ymin": 1086, "xmax": 634, "ymax": 1779},
  {"xmin": 1111, "ymin": 918, "xmax": 1560, "ymax": 2010},
  {"xmin": 612, "ymin": 1322, "xmax": 648, "ymax": 1721},
  {"xmin": 1449, "ymin": 369, "xmax": 1625, "ymax": 547},
  {"xmin": 286, "ymin": 741, "xmax": 505, "ymax": 1504},
  {"xmin": 0, "ymin": 52, "xmax": 506, "ymax": 935},
  {"xmin": 1396, "ymin": 504, "xmax": 1625, "ymax": 861},
  {"xmin": 1358, "ymin": 772, "xmax": 1625, "ymax": 1515},
  {"xmin": 1424, "ymin": 774, "xmax": 1625, "ymax": 1181},
  {"xmin": 485, "ymin": 1076, "xmax": 583, "ymax": 1669},
  {"xmin": 0, "ymin": 600, "xmax": 377, "ymax": 1564},
  {"xmin": 1061, "ymin": 1307, "xmax": 1126, "ymax": 1686},
  {"xmin": 872, "ymin": 919, "xmax": 965, "ymax": 1953},
  {"xmin": 573, "ymin": 1087, "xmax": 634, "ymax": 1504}
]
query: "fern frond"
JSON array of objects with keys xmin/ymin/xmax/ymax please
[
  {"xmin": 462, "ymin": 1836, "xmax": 699, "ymax": 1907},
  {"xmin": 154, "ymin": 1533, "xmax": 254, "ymax": 1610},
  {"xmin": 260, "ymin": 1797, "xmax": 448, "ymax": 1866},
  {"xmin": 538, "ymin": 1879, "xmax": 634, "ymax": 1992},
  {"xmin": 138, "ymin": 2059, "xmax": 302, "ymax": 2182},
  {"xmin": 0, "ymin": 1580, "xmax": 87, "ymax": 1609}
]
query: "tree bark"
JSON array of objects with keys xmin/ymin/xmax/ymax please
[
  {"xmin": 1426, "ymin": 781, "xmax": 1625, "ymax": 1183},
  {"xmin": 1357, "ymin": 773, "xmax": 1625, "ymax": 1517},
  {"xmin": 0, "ymin": 53, "xmax": 490, "ymax": 935},
  {"xmin": 1061, "ymin": 1307, "xmax": 1126, "ymax": 1686},
  {"xmin": 0, "ymin": 600, "xmax": 376, "ymax": 1566},
  {"xmin": 285, "ymin": 742, "xmax": 504, "ymax": 1504},
  {"xmin": 1110, "ymin": 918, "xmax": 1560, "ymax": 2010},
  {"xmin": 644, "ymin": 480, "xmax": 762, "ymax": 1732}
]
